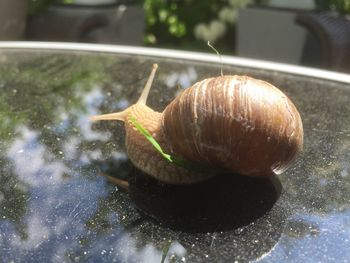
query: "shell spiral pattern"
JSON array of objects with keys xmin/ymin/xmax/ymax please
[{"xmin": 162, "ymin": 75, "xmax": 303, "ymax": 177}]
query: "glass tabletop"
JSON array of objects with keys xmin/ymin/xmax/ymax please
[{"xmin": 0, "ymin": 43, "xmax": 350, "ymax": 263}]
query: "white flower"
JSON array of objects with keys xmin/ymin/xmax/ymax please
[
  {"xmin": 219, "ymin": 7, "xmax": 239, "ymax": 24},
  {"xmin": 209, "ymin": 20, "xmax": 226, "ymax": 40},
  {"xmin": 194, "ymin": 23, "xmax": 207, "ymax": 40},
  {"xmin": 194, "ymin": 20, "xmax": 227, "ymax": 43}
]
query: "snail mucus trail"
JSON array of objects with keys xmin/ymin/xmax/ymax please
[{"xmin": 91, "ymin": 64, "xmax": 303, "ymax": 185}]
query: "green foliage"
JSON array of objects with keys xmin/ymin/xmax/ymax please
[
  {"xmin": 28, "ymin": 0, "xmax": 255, "ymax": 53},
  {"xmin": 314, "ymin": 0, "xmax": 350, "ymax": 13},
  {"xmin": 142, "ymin": 0, "xmax": 253, "ymax": 53}
]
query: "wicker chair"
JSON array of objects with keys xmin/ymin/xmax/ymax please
[{"xmin": 296, "ymin": 12, "xmax": 350, "ymax": 73}]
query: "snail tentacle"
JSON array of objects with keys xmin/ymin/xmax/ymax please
[{"xmin": 137, "ymin": 64, "xmax": 158, "ymax": 105}]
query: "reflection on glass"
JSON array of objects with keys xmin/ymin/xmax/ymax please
[
  {"xmin": 0, "ymin": 50, "xmax": 349, "ymax": 262},
  {"xmin": 260, "ymin": 210, "xmax": 350, "ymax": 262}
]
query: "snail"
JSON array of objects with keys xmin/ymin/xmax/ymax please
[{"xmin": 91, "ymin": 64, "xmax": 303, "ymax": 184}]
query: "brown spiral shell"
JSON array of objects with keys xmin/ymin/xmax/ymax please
[{"xmin": 162, "ymin": 75, "xmax": 303, "ymax": 177}]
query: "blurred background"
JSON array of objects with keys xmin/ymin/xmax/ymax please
[{"xmin": 0, "ymin": 0, "xmax": 349, "ymax": 73}]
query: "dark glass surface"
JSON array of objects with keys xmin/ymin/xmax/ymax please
[{"xmin": 0, "ymin": 49, "xmax": 349, "ymax": 262}]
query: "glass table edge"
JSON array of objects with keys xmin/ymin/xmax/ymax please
[{"xmin": 0, "ymin": 41, "xmax": 349, "ymax": 84}]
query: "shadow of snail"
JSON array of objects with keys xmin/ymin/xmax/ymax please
[
  {"xmin": 96, "ymin": 159, "xmax": 286, "ymax": 261},
  {"xmin": 99, "ymin": 157, "xmax": 282, "ymax": 233},
  {"xmin": 97, "ymin": 156, "xmax": 287, "ymax": 261},
  {"xmin": 128, "ymin": 169, "xmax": 282, "ymax": 233}
]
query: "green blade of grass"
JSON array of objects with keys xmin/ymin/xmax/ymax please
[
  {"xmin": 129, "ymin": 115, "xmax": 173, "ymax": 163},
  {"xmin": 161, "ymin": 240, "xmax": 172, "ymax": 263},
  {"xmin": 129, "ymin": 115, "xmax": 221, "ymax": 174},
  {"xmin": 129, "ymin": 115, "xmax": 191, "ymax": 168}
]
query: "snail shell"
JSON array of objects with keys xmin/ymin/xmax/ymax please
[
  {"xmin": 163, "ymin": 75, "xmax": 303, "ymax": 177},
  {"xmin": 92, "ymin": 64, "xmax": 303, "ymax": 184}
]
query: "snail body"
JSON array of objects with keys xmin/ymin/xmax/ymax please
[{"xmin": 92, "ymin": 64, "xmax": 303, "ymax": 184}]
